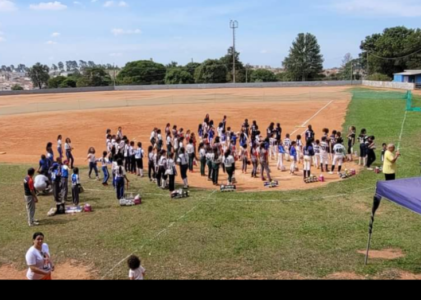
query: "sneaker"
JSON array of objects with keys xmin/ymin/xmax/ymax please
[
  {"xmin": 30, "ymin": 222, "xmax": 40, "ymax": 226},
  {"xmin": 367, "ymin": 168, "xmax": 374, "ymax": 171},
  {"xmin": 329, "ymin": 172, "xmax": 334, "ymax": 175}
]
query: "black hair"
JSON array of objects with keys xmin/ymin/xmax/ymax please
[
  {"xmin": 73, "ymin": 167, "xmax": 79, "ymax": 174},
  {"xmin": 137, "ymin": 142, "xmax": 142, "ymax": 148},
  {"xmin": 103, "ymin": 151, "xmax": 107, "ymax": 158},
  {"xmin": 32, "ymin": 232, "xmax": 44, "ymax": 240},
  {"xmin": 130, "ymin": 141, "xmax": 135, "ymax": 146},
  {"xmin": 180, "ymin": 147, "xmax": 185, "ymax": 154},
  {"xmin": 41, "ymin": 154, "xmax": 46, "ymax": 160},
  {"xmin": 148, "ymin": 146, "xmax": 153, "ymax": 153},
  {"xmin": 117, "ymin": 158, "xmax": 124, "ymax": 175},
  {"xmin": 57, "ymin": 135, "xmax": 62, "ymax": 140},
  {"xmin": 28, "ymin": 168, "xmax": 35, "ymax": 176},
  {"xmin": 225, "ymin": 149, "xmax": 231, "ymax": 158}
]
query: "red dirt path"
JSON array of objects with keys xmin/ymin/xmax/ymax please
[{"xmin": 0, "ymin": 87, "xmax": 358, "ymax": 191}]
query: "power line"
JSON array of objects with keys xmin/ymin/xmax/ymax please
[{"xmin": 367, "ymin": 48, "xmax": 421, "ymax": 60}]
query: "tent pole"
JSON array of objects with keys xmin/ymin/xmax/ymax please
[{"xmin": 365, "ymin": 195, "xmax": 382, "ymax": 266}]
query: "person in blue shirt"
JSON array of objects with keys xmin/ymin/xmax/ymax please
[
  {"xmin": 61, "ymin": 160, "xmax": 70, "ymax": 202},
  {"xmin": 277, "ymin": 141, "xmax": 286, "ymax": 171},
  {"xmin": 38, "ymin": 155, "xmax": 50, "ymax": 177},
  {"xmin": 289, "ymin": 141, "xmax": 297, "ymax": 175},
  {"xmin": 71, "ymin": 168, "xmax": 81, "ymax": 206}
]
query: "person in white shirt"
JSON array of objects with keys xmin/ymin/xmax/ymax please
[
  {"xmin": 127, "ymin": 255, "xmax": 145, "ymax": 280},
  {"xmin": 64, "ymin": 138, "xmax": 74, "ymax": 169},
  {"xmin": 330, "ymin": 138, "xmax": 346, "ymax": 174},
  {"xmin": 150, "ymin": 128, "xmax": 157, "ymax": 146},
  {"xmin": 269, "ymin": 134, "xmax": 277, "ymax": 160},
  {"xmin": 115, "ymin": 159, "xmax": 130, "ymax": 200},
  {"xmin": 186, "ymin": 140, "xmax": 195, "ymax": 172},
  {"xmin": 157, "ymin": 150, "xmax": 168, "ymax": 189},
  {"xmin": 223, "ymin": 149, "xmax": 235, "ymax": 184},
  {"xmin": 116, "ymin": 127, "xmax": 123, "ymax": 140},
  {"xmin": 198, "ymin": 143, "xmax": 207, "ymax": 176},
  {"xmin": 147, "ymin": 146, "xmax": 156, "ymax": 182},
  {"xmin": 129, "ymin": 141, "xmax": 136, "ymax": 174},
  {"xmin": 166, "ymin": 152, "xmax": 177, "ymax": 192},
  {"xmin": 135, "ymin": 142, "xmax": 144, "ymax": 177},
  {"xmin": 320, "ymin": 136, "xmax": 329, "ymax": 173},
  {"xmin": 166, "ymin": 132, "xmax": 172, "ymax": 155},
  {"xmin": 26, "ymin": 232, "xmax": 54, "ymax": 280},
  {"xmin": 177, "ymin": 147, "xmax": 189, "ymax": 188},
  {"xmin": 34, "ymin": 175, "xmax": 51, "ymax": 194},
  {"xmin": 87, "ymin": 147, "xmax": 99, "ymax": 180}
]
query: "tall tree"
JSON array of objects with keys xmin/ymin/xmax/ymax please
[
  {"xmin": 338, "ymin": 53, "xmax": 353, "ymax": 80},
  {"xmin": 283, "ymin": 33, "xmax": 324, "ymax": 81},
  {"xmin": 88, "ymin": 61, "xmax": 96, "ymax": 68},
  {"xmin": 28, "ymin": 63, "xmax": 50, "ymax": 89},
  {"xmin": 194, "ymin": 59, "xmax": 228, "ymax": 84},
  {"xmin": 58, "ymin": 62, "xmax": 64, "ymax": 71},
  {"xmin": 219, "ymin": 47, "xmax": 245, "ymax": 82},
  {"xmin": 360, "ymin": 26, "xmax": 421, "ymax": 77},
  {"xmin": 79, "ymin": 60, "xmax": 88, "ymax": 70},
  {"xmin": 117, "ymin": 60, "xmax": 166, "ymax": 85},
  {"xmin": 77, "ymin": 67, "xmax": 112, "ymax": 87},
  {"xmin": 250, "ymin": 69, "xmax": 277, "ymax": 82},
  {"xmin": 165, "ymin": 68, "xmax": 194, "ymax": 84},
  {"xmin": 166, "ymin": 61, "xmax": 179, "ymax": 69},
  {"xmin": 184, "ymin": 62, "xmax": 201, "ymax": 76}
]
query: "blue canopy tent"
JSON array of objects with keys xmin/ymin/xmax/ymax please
[{"xmin": 365, "ymin": 177, "xmax": 421, "ymax": 265}]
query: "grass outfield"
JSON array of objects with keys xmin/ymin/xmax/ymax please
[{"xmin": 1, "ymin": 88, "xmax": 420, "ymax": 279}]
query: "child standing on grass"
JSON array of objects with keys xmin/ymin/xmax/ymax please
[
  {"xmin": 61, "ymin": 160, "xmax": 70, "ymax": 202},
  {"xmin": 71, "ymin": 168, "xmax": 81, "ymax": 206},
  {"xmin": 148, "ymin": 146, "xmax": 156, "ymax": 182},
  {"xmin": 199, "ymin": 143, "xmax": 206, "ymax": 176},
  {"xmin": 115, "ymin": 159, "xmax": 130, "ymax": 200},
  {"xmin": 135, "ymin": 142, "xmax": 144, "ymax": 177},
  {"xmin": 347, "ymin": 126, "xmax": 356, "ymax": 161},
  {"xmin": 129, "ymin": 141, "xmax": 136, "ymax": 174},
  {"xmin": 87, "ymin": 147, "xmax": 99, "ymax": 180},
  {"xmin": 381, "ymin": 143, "xmax": 387, "ymax": 162},
  {"xmin": 98, "ymin": 151, "xmax": 110, "ymax": 186},
  {"xmin": 128, "ymin": 255, "xmax": 146, "ymax": 280},
  {"xmin": 358, "ymin": 128, "xmax": 368, "ymax": 167},
  {"xmin": 366, "ymin": 136, "xmax": 377, "ymax": 170}
]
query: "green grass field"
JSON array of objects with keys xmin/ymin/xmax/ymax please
[{"xmin": 1, "ymin": 88, "xmax": 420, "ymax": 279}]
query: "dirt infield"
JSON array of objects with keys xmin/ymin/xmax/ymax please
[{"xmin": 0, "ymin": 86, "xmax": 357, "ymax": 191}]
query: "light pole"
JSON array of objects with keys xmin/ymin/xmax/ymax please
[{"xmin": 230, "ymin": 20, "xmax": 238, "ymax": 83}]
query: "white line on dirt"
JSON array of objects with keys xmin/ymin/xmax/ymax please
[{"xmin": 291, "ymin": 100, "xmax": 334, "ymax": 136}]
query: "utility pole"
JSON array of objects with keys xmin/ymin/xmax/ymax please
[
  {"xmin": 366, "ymin": 52, "xmax": 369, "ymax": 78},
  {"xmin": 230, "ymin": 20, "xmax": 238, "ymax": 83}
]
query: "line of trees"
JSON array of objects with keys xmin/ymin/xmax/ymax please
[{"xmin": 19, "ymin": 26, "xmax": 421, "ymax": 89}]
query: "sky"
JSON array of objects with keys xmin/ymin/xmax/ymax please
[{"xmin": 0, "ymin": 0, "xmax": 420, "ymax": 68}]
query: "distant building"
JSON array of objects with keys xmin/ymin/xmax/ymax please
[{"xmin": 393, "ymin": 70, "xmax": 421, "ymax": 87}]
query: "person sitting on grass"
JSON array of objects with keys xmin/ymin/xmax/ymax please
[{"xmin": 127, "ymin": 255, "xmax": 146, "ymax": 280}]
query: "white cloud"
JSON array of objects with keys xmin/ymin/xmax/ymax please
[
  {"xmin": 51, "ymin": 32, "xmax": 60, "ymax": 38},
  {"xmin": 103, "ymin": 1, "xmax": 113, "ymax": 7},
  {"xmin": 109, "ymin": 53, "xmax": 123, "ymax": 57},
  {"xmin": 74, "ymin": 1, "xmax": 81, "ymax": 4},
  {"xmin": 111, "ymin": 28, "xmax": 141, "ymax": 36},
  {"xmin": 46, "ymin": 40, "xmax": 57, "ymax": 45},
  {"xmin": 0, "ymin": 36, "xmax": 5, "ymax": 42},
  {"xmin": 330, "ymin": 0, "xmax": 421, "ymax": 17},
  {"xmin": 104, "ymin": 1, "xmax": 128, "ymax": 8},
  {"xmin": 0, "ymin": 0, "xmax": 17, "ymax": 12},
  {"xmin": 30, "ymin": 2, "xmax": 67, "ymax": 11}
]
